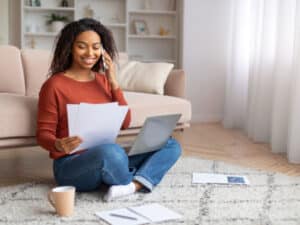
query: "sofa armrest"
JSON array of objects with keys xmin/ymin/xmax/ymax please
[{"xmin": 164, "ymin": 69, "xmax": 185, "ymax": 98}]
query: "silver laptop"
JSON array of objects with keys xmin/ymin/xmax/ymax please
[{"xmin": 124, "ymin": 114, "xmax": 181, "ymax": 156}]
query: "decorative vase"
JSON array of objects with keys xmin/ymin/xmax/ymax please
[
  {"xmin": 84, "ymin": 4, "xmax": 94, "ymax": 18},
  {"xmin": 51, "ymin": 21, "xmax": 65, "ymax": 32}
]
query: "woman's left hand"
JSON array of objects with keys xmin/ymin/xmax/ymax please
[{"xmin": 102, "ymin": 50, "xmax": 119, "ymax": 90}]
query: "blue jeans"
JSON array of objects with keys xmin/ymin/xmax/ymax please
[{"xmin": 53, "ymin": 138, "xmax": 181, "ymax": 192}]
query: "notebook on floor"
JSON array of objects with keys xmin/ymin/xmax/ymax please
[{"xmin": 95, "ymin": 203, "xmax": 182, "ymax": 225}]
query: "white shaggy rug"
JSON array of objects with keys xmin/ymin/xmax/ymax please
[{"xmin": 0, "ymin": 157, "xmax": 300, "ymax": 225}]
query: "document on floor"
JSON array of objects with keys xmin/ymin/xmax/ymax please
[
  {"xmin": 67, "ymin": 102, "xmax": 128, "ymax": 154},
  {"xmin": 192, "ymin": 172, "xmax": 250, "ymax": 185},
  {"xmin": 95, "ymin": 203, "xmax": 182, "ymax": 225}
]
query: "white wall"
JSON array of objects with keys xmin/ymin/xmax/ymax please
[{"xmin": 182, "ymin": 0, "xmax": 231, "ymax": 122}]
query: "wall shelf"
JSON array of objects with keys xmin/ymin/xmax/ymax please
[
  {"xmin": 24, "ymin": 6, "xmax": 75, "ymax": 11},
  {"xmin": 21, "ymin": 0, "xmax": 181, "ymax": 67},
  {"xmin": 105, "ymin": 23, "xmax": 127, "ymax": 28},
  {"xmin": 129, "ymin": 34, "xmax": 176, "ymax": 39},
  {"xmin": 24, "ymin": 32, "xmax": 58, "ymax": 36},
  {"xmin": 129, "ymin": 10, "xmax": 176, "ymax": 15},
  {"xmin": 140, "ymin": 58, "xmax": 177, "ymax": 63}
]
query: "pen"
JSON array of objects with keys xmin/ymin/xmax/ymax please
[{"xmin": 109, "ymin": 213, "xmax": 138, "ymax": 220}]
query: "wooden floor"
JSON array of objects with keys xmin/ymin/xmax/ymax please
[{"xmin": 1, "ymin": 123, "xmax": 299, "ymax": 187}]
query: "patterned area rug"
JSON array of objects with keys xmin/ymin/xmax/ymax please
[{"xmin": 0, "ymin": 157, "xmax": 300, "ymax": 225}]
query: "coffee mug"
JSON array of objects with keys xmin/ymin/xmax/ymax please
[{"xmin": 48, "ymin": 186, "xmax": 75, "ymax": 217}]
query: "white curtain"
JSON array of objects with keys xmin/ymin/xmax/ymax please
[{"xmin": 223, "ymin": 0, "xmax": 300, "ymax": 163}]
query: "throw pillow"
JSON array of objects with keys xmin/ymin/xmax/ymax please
[{"xmin": 116, "ymin": 61, "xmax": 174, "ymax": 95}]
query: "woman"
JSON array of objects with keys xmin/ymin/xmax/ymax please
[{"xmin": 37, "ymin": 18, "xmax": 181, "ymax": 201}]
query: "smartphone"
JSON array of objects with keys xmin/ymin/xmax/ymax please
[{"xmin": 101, "ymin": 46, "xmax": 108, "ymax": 71}]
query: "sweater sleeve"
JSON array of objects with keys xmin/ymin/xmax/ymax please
[
  {"xmin": 36, "ymin": 81, "xmax": 58, "ymax": 152},
  {"xmin": 111, "ymin": 87, "xmax": 131, "ymax": 129},
  {"xmin": 96, "ymin": 73, "xmax": 131, "ymax": 129}
]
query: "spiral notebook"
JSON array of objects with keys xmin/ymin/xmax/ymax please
[{"xmin": 95, "ymin": 203, "xmax": 182, "ymax": 225}]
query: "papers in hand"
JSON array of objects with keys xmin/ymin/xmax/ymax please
[
  {"xmin": 67, "ymin": 102, "xmax": 128, "ymax": 153},
  {"xmin": 192, "ymin": 173, "xmax": 249, "ymax": 185},
  {"xmin": 95, "ymin": 203, "xmax": 182, "ymax": 225}
]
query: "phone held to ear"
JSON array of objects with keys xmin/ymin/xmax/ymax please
[
  {"xmin": 101, "ymin": 48, "xmax": 108, "ymax": 71},
  {"xmin": 101, "ymin": 55, "xmax": 107, "ymax": 71}
]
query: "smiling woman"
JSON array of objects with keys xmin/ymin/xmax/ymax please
[
  {"xmin": 64, "ymin": 31, "xmax": 102, "ymax": 81},
  {"xmin": 36, "ymin": 18, "xmax": 182, "ymax": 202}
]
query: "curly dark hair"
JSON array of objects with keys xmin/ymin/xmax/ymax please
[{"xmin": 49, "ymin": 18, "xmax": 118, "ymax": 76}]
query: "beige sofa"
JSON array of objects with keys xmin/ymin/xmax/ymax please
[{"xmin": 0, "ymin": 45, "xmax": 191, "ymax": 148}]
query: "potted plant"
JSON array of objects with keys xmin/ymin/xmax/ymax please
[{"xmin": 46, "ymin": 13, "xmax": 69, "ymax": 32}]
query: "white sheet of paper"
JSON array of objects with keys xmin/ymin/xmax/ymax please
[
  {"xmin": 68, "ymin": 102, "xmax": 128, "ymax": 153},
  {"xmin": 67, "ymin": 104, "xmax": 79, "ymax": 136},
  {"xmin": 192, "ymin": 173, "xmax": 249, "ymax": 184},
  {"xmin": 95, "ymin": 208, "xmax": 148, "ymax": 225},
  {"xmin": 129, "ymin": 203, "xmax": 182, "ymax": 223},
  {"xmin": 72, "ymin": 102, "xmax": 120, "ymax": 152},
  {"xmin": 114, "ymin": 105, "xmax": 129, "ymax": 128}
]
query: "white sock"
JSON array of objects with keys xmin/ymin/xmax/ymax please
[{"xmin": 104, "ymin": 182, "xmax": 136, "ymax": 202}]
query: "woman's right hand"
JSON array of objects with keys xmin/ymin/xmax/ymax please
[{"xmin": 55, "ymin": 136, "xmax": 82, "ymax": 154}]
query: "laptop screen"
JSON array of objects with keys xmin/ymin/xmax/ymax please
[{"xmin": 127, "ymin": 114, "xmax": 181, "ymax": 156}]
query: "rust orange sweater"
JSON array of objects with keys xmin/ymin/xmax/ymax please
[{"xmin": 36, "ymin": 73, "xmax": 131, "ymax": 159}]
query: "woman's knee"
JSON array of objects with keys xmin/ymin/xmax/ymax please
[
  {"xmin": 92, "ymin": 144, "xmax": 132, "ymax": 185},
  {"xmin": 165, "ymin": 138, "xmax": 182, "ymax": 160}
]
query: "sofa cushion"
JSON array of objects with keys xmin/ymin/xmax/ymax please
[
  {"xmin": 117, "ymin": 61, "xmax": 174, "ymax": 95},
  {"xmin": 21, "ymin": 49, "xmax": 52, "ymax": 97},
  {"xmin": 0, "ymin": 93, "xmax": 37, "ymax": 138},
  {"xmin": 124, "ymin": 91, "xmax": 192, "ymax": 128},
  {"xmin": 0, "ymin": 91, "xmax": 191, "ymax": 138},
  {"xmin": 0, "ymin": 46, "xmax": 25, "ymax": 94}
]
